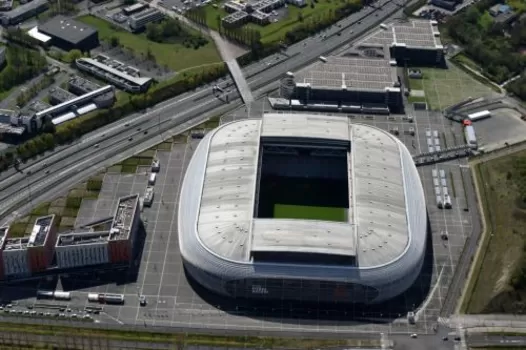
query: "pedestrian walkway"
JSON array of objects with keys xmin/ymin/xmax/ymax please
[{"xmin": 210, "ymin": 31, "xmax": 254, "ymax": 105}]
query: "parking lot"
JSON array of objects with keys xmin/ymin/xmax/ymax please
[
  {"xmin": 0, "ymin": 93, "xmax": 477, "ymax": 335},
  {"xmin": 221, "ymin": 99, "xmax": 475, "ymax": 332},
  {"xmin": 463, "ymin": 107, "xmax": 526, "ymax": 151}
]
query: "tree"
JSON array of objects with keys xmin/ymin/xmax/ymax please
[
  {"xmin": 109, "ymin": 36, "xmax": 120, "ymax": 47},
  {"xmin": 64, "ymin": 49, "xmax": 83, "ymax": 63}
]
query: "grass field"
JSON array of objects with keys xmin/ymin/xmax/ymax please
[
  {"xmin": 463, "ymin": 151, "xmax": 526, "ymax": 314},
  {"xmin": 77, "ymin": 16, "xmax": 221, "ymax": 71},
  {"xmin": 417, "ymin": 64, "xmax": 495, "ymax": 110},
  {"xmin": 201, "ymin": 0, "xmax": 358, "ymax": 44},
  {"xmin": 274, "ymin": 204, "xmax": 346, "ymax": 222}
]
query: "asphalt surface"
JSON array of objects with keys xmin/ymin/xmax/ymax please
[
  {"xmin": 1, "ymin": 1, "xmax": 516, "ymax": 349},
  {"xmin": 0, "ymin": 0, "xmax": 407, "ymax": 225}
]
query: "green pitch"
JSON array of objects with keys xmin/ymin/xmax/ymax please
[{"xmin": 273, "ymin": 204, "xmax": 346, "ymax": 222}]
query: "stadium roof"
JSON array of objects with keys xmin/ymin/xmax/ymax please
[
  {"xmin": 294, "ymin": 54, "xmax": 399, "ymax": 92},
  {"xmin": 39, "ymin": 16, "xmax": 97, "ymax": 44},
  {"xmin": 359, "ymin": 19, "xmax": 442, "ymax": 49},
  {"xmin": 194, "ymin": 114, "xmax": 409, "ymax": 267},
  {"xmin": 261, "ymin": 114, "xmax": 351, "ymax": 143}
]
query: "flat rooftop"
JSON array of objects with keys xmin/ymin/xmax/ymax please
[
  {"xmin": 69, "ymin": 75, "xmax": 100, "ymax": 92},
  {"xmin": 50, "ymin": 87, "xmax": 76, "ymax": 103},
  {"xmin": 110, "ymin": 195, "xmax": 139, "ymax": 241},
  {"xmin": 360, "ymin": 19, "xmax": 442, "ymax": 49},
  {"xmin": 76, "ymin": 57, "xmax": 152, "ymax": 87},
  {"xmin": 2, "ymin": 0, "xmax": 47, "ymax": 19},
  {"xmin": 0, "ymin": 226, "xmax": 9, "ymax": 249},
  {"xmin": 56, "ymin": 195, "xmax": 139, "ymax": 247},
  {"xmin": 4, "ymin": 237, "xmax": 29, "ymax": 251},
  {"xmin": 195, "ymin": 114, "xmax": 409, "ymax": 267},
  {"xmin": 294, "ymin": 54, "xmax": 399, "ymax": 92},
  {"xmin": 261, "ymin": 113, "xmax": 351, "ymax": 143},
  {"xmin": 38, "ymin": 16, "xmax": 96, "ymax": 44},
  {"xmin": 28, "ymin": 215, "xmax": 54, "ymax": 247},
  {"xmin": 57, "ymin": 231, "xmax": 111, "ymax": 247}
]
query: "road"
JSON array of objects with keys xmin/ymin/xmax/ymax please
[
  {"xmin": 468, "ymin": 334, "xmax": 526, "ymax": 347},
  {"xmin": 0, "ymin": 0, "xmax": 407, "ymax": 225}
]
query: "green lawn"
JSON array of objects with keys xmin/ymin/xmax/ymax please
[
  {"xmin": 77, "ymin": 15, "xmax": 221, "ymax": 71},
  {"xmin": 462, "ymin": 152, "xmax": 526, "ymax": 314},
  {"xmin": 417, "ymin": 64, "xmax": 494, "ymax": 110},
  {"xmin": 274, "ymin": 204, "xmax": 346, "ymax": 222},
  {"xmin": 408, "ymin": 77, "xmax": 424, "ymax": 90},
  {"xmin": 201, "ymin": 0, "xmax": 358, "ymax": 43}
]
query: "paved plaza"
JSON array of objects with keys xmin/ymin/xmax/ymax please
[{"xmin": 0, "ymin": 97, "xmax": 477, "ymax": 336}]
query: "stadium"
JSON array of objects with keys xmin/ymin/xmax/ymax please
[{"xmin": 178, "ymin": 113, "xmax": 426, "ymax": 304}]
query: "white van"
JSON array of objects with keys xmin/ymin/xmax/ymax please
[{"xmin": 148, "ymin": 173, "xmax": 157, "ymax": 186}]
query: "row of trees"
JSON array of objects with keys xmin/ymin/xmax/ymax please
[
  {"xmin": 284, "ymin": 1, "xmax": 361, "ymax": 44},
  {"xmin": 0, "ymin": 64, "xmax": 228, "ymax": 171},
  {"xmin": 0, "ymin": 44, "xmax": 47, "ymax": 96},
  {"xmin": 16, "ymin": 77, "xmax": 55, "ymax": 108},
  {"xmin": 146, "ymin": 18, "xmax": 208, "ymax": 49},
  {"xmin": 187, "ymin": 0, "xmax": 363, "ymax": 66},
  {"xmin": 445, "ymin": 0, "xmax": 526, "ymax": 84},
  {"xmin": 509, "ymin": 75, "xmax": 526, "ymax": 103}
]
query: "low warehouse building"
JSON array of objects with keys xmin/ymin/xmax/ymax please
[{"xmin": 36, "ymin": 16, "xmax": 99, "ymax": 51}]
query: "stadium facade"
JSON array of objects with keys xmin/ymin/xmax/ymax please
[{"xmin": 178, "ymin": 114, "xmax": 426, "ymax": 304}]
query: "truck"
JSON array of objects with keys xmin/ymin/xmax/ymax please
[
  {"xmin": 464, "ymin": 125, "xmax": 477, "ymax": 149},
  {"xmin": 151, "ymin": 159, "xmax": 160, "ymax": 173},
  {"xmin": 36, "ymin": 290, "xmax": 54, "ymax": 299},
  {"xmin": 444, "ymin": 194, "xmax": 452, "ymax": 209},
  {"xmin": 468, "ymin": 110, "xmax": 491, "ymax": 122},
  {"xmin": 436, "ymin": 196, "xmax": 443, "ymax": 209},
  {"xmin": 102, "ymin": 294, "xmax": 125, "ymax": 305},
  {"xmin": 148, "ymin": 173, "xmax": 157, "ymax": 186},
  {"xmin": 88, "ymin": 293, "xmax": 125, "ymax": 304},
  {"xmin": 88, "ymin": 293, "xmax": 100, "ymax": 302},
  {"xmin": 53, "ymin": 291, "xmax": 71, "ymax": 301},
  {"xmin": 144, "ymin": 186, "xmax": 154, "ymax": 207}
]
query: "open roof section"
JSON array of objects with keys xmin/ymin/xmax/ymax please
[{"xmin": 194, "ymin": 114, "xmax": 410, "ymax": 267}]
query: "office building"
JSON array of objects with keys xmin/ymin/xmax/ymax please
[
  {"xmin": 55, "ymin": 195, "xmax": 140, "ymax": 269},
  {"xmin": 0, "ymin": 215, "xmax": 57, "ymax": 279},
  {"xmin": 0, "ymin": 0, "xmax": 48, "ymax": 26},
  {"xmin": 76, "ymin": 57, "xmax": 152, "ymax": 93},
  {"xmin": 128, "ymin": 8, "xmax": 164, "ymax": 31}
]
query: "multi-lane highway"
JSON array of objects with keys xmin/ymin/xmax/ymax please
[{"xmin": 0, "ymin": 0, "xmax": 407, "ymax": 224}]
